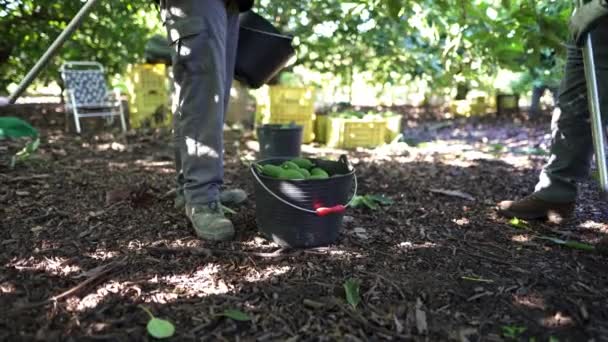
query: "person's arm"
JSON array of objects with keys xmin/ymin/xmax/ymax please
[{"xmin": 569, "ymin": 0, "xmax": 608, "ymax": 45}]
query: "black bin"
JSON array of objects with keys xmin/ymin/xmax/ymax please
[
  {"xmin": 251, "ymin": 156, "xmax": 355, "ymax": 248},
  {"xmin": 235, "ymin": 11, "xmax": 295, "ymax": 88},
  {"xmin": 257, "ymin": 124, "xmax": 302, "ymax": 159}
]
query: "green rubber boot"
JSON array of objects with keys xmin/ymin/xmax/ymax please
[
  {"xmin": 175, "ymin": 188, "xmax": 247, "ymax": 210},
  {"xmin": 185, "ymin": 202, "xmax": 235, "ymax": 241}
]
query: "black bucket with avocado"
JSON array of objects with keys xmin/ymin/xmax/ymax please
[
  {"xmin": 251, "ymin": 156, "xmax": 356, "ymax": 248},
  {"xmin": 257, "ymin": 124, "xmax": 302, "ymax": 159}
]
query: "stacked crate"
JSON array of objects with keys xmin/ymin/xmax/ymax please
[
  {"xmin": 325, "ymin": 116, "xmax": 387, "ymax": 149},
  {"xmin": 255, "ymin": 86, "xmax": 315, "ymax": 143},
  {"xmin": 383, "ymin": 113, "xmax": 402, "ymax": 143},
  {"xmin": 125, "ymin": 64, "xmax": 170, "ymax": 129}
]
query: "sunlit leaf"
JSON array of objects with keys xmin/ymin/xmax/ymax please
[
  {"xmin": 508, "ymin": 217, "xmax": 528, "ymax": 229},
  {"xmin": 147, "ymin": 318, "xmax": 175, "ymax": 339}
]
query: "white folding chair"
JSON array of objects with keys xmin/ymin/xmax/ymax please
[{"xmin": 60, "ymin": 61, "xmax": 127, "ymax": 133}]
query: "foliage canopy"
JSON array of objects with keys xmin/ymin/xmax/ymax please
[{"xmin": 0, "ymin": 0, "xmax": 571, "ymax": 94}]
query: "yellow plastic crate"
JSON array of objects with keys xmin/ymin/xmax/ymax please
[
  {"xmin": 125, "ymin": 64, "xmax": 170, "ymax": 128},
  {"xmin": 384, "ymin": 114, "xmax": 402, "ymax": 143},
  {"xmin": 126, "ymin": 64, "xmax": 168, "ymax": 95},
  {"xmin": 255, "ymin": 86, "xmax": 315, "ymax": 143},
  {"xmin": 449, "ymin": 99, "xmax": 488, "ymax": 116},
  {"xmin": 326, "ymin": 117, "xmax": 386, "ymax": 149},
  {"xmin": 314, "ymin": 114, "xmax": 329, "ymax": 143},
  {"xmin": 129, "ymin": 92, "xmax": 171, "ymax": 129}
]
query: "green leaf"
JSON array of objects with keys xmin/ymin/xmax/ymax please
[
  {"xmin": 361, "ymin": 196, "xmax": 380, "ymax": 210},
  {"xmin": 502, "ymin": 325, "xmax": 526, "ymax": 339},
  {"xmin": 563, "ymin": 241, "xmax": 595, "ymax": 251},
  {"xmin": 343, "ymin": 278, "xmax": 360, "ymax": 309},
  {"xmin": 509, "ymin": 217, "xmax": 528, "ymax": 229},
  {"xmin": 386, "ymin": 0, "xmax": 403, "ymax": 19},
  {"xmin": 490, "ymin": 143, "xmax": 505, "ymax": 153},
  {"xmin": 538, "ymin": 236, "xmax": 566, "ymax": 244},
  {"xmin": 365, "ymin": 194, "xmax": 394, "ymax": 205},
  {"xmin": 538, "ymin": 236, "xmax": 595, "ymax": 251},
  {"xmin": 146, "ymin": 318, "xmax": 175, "ymax": 339},
  {"xmin": 222, "ymin": 205, "xmax": 237, "ymax": 215},
  {"xmin": 10, "ymin": 137, "xmax": 40, "ymax": 169},
  {"xmin": 222, "ymin": 309, "xmax": 251, "ymax": 321},
  {"xmin": 349, "ymin": 195, "xmax": 365, "ymax": 208}
]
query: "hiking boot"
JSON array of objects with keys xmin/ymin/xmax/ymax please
[
  {"xmin": 219, "ymin": 188, "xmax": 248, "ymax": 205},
  {"xmin": 186, "ymin": 202, "xmax": 235, "ymax": 241},
  {"xmin": 497, "ymin": 194, "xmax": 575, "ymax": 223},
  {"xmin": 174, "ymin": 188, "xmax": 247, "ymax": 210}
]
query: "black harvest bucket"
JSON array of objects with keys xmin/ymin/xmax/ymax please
[
  {"xmin": 257, "ymin": 124, "xmax": 302, "ymax": 159},
  {"xmin": 235, "ymin": 11, "xmax": 296, "ymax": 89},
  {"xmin": 251, "ymin": 156, "xmax": 357, "ymax": 248}
]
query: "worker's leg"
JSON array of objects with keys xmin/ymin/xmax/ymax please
[
  {"xmin": 215, "ymin": 3, "xmax": 248, "ymax": 205},
  {"xmin": 173, "ymin": 1, "xmax": 245, "ymax": 208},
  {"xmin": 173, "ymin": 0, "xmax": 230, "ymax": 206},
  {"xmin": 169, "ymin": 0, "xmax": 237, "ymax": 240},
  {"xmin": 497, "ymin": 19, "xmax": 608, "ymax": 221},
  {"xmin": 534, "ymin": 18, "xmax": 608, "ymax": 202}
]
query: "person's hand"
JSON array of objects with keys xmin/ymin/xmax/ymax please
[{"xmin": 569, "ymin": 0, "xmax": 608, "ymax": 46}]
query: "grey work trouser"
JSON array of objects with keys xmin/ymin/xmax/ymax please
[
  {"xmin": 167, "ymin": 0, "xmax": 239, "ymax": 205},
  {"xmin": 534, "ymin": 18, "xmax": 608, "ymax": 203}
]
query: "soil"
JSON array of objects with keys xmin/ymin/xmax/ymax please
[{"xmin": 1, "ymin": 108, "xmax": 607, "ymax": 341}]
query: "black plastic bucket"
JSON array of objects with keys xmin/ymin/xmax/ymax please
[
  {"xmin": 235, "ymin": 11, "xmax": 296, "ymax": 89},
  {"xmin": 251, "ymin": 156, "xmax": 356, "ymax": 248},
  {"xmin": 257, "ymin": 124, "xmax": 302, "ymax": 159}
]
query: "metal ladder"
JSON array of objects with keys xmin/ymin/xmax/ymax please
[{"xmin": 578, "ymin": 0, "xmax": 608, "ymax": 200}]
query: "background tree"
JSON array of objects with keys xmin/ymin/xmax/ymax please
[
  {"xmin": 0, "ymin": 0, "xmax": 161, "ymax": 93},
  {"xmin": 1, "ymin": 0, "xmax": 572, "ymax": 99}
]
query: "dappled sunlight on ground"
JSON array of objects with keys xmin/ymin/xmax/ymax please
[
  {"xmin": 7, "ymin": 256, "xmax": 82, "ymax": 277},
  {"xmin": 578, "ymin": 220, "xmax": 608, "ymax": 233},
  {"xmin": 395, "ymin": 241, "xmax": 439, "ymax": 251},
  {"xmin": 513, "ymin": 293, "xmax": 546, "ymax": 310},
  {"xmin": 84, "ymin": 248, "xmax": 120, "ymax": 261},
  {"xmin": 0, "ymin": 282, "xmax": 17, "ymax": 294},
  {"xmin": 2, "ymin": 115, "xmax": 608, "ymax": 340},
  {"xmin": 244, "ymin": 265, "xmax": 291, "ymax": 282},
  {"xmin": 541, "ymin": 312, "xmax": 575, "ymax": 328},
  {"xmin": 511, "ymin": 234, "xmax": 532, "ymax": 243}
]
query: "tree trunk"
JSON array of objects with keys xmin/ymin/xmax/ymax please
[{"xmin": 455, "ymin": 83, "xmax": 469, "ymax": 100}]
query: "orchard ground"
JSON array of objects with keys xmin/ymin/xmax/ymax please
[{"xmin": 1, "ymin": 106, "xmax": 607, "ymax": 341}]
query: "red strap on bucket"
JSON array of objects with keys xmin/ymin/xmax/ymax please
[{"xmin": 315, "ymin": 205, "xmax": 346, "ymax": 216}]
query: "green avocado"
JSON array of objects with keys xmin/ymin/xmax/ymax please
[
  {"xmin": 291, "ymin": 158, "xmax": 314, "ymax": 170},
  {"xmin": 281, "ymin": 161, "xmax": 300, "ymax": 170},
  {"xmin": 310, "ymin": 167, "xmax": 329, "ymax": 178},
  {"xmin": 279, "ymin": 169, "xmax": 306, "ymax": 180},
  {"xmin": 261, "ymin": 164, "xmax": 282, "ymax": 178}
]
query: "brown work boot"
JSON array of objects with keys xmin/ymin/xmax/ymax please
[{"xmin": 497, "ymin": 194, "xmax": 575, "ymax": 223}]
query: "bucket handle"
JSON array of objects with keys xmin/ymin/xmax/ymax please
[{"xmin": 250, "ymin": 158, "xmax": 358, "ymax": 217}]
